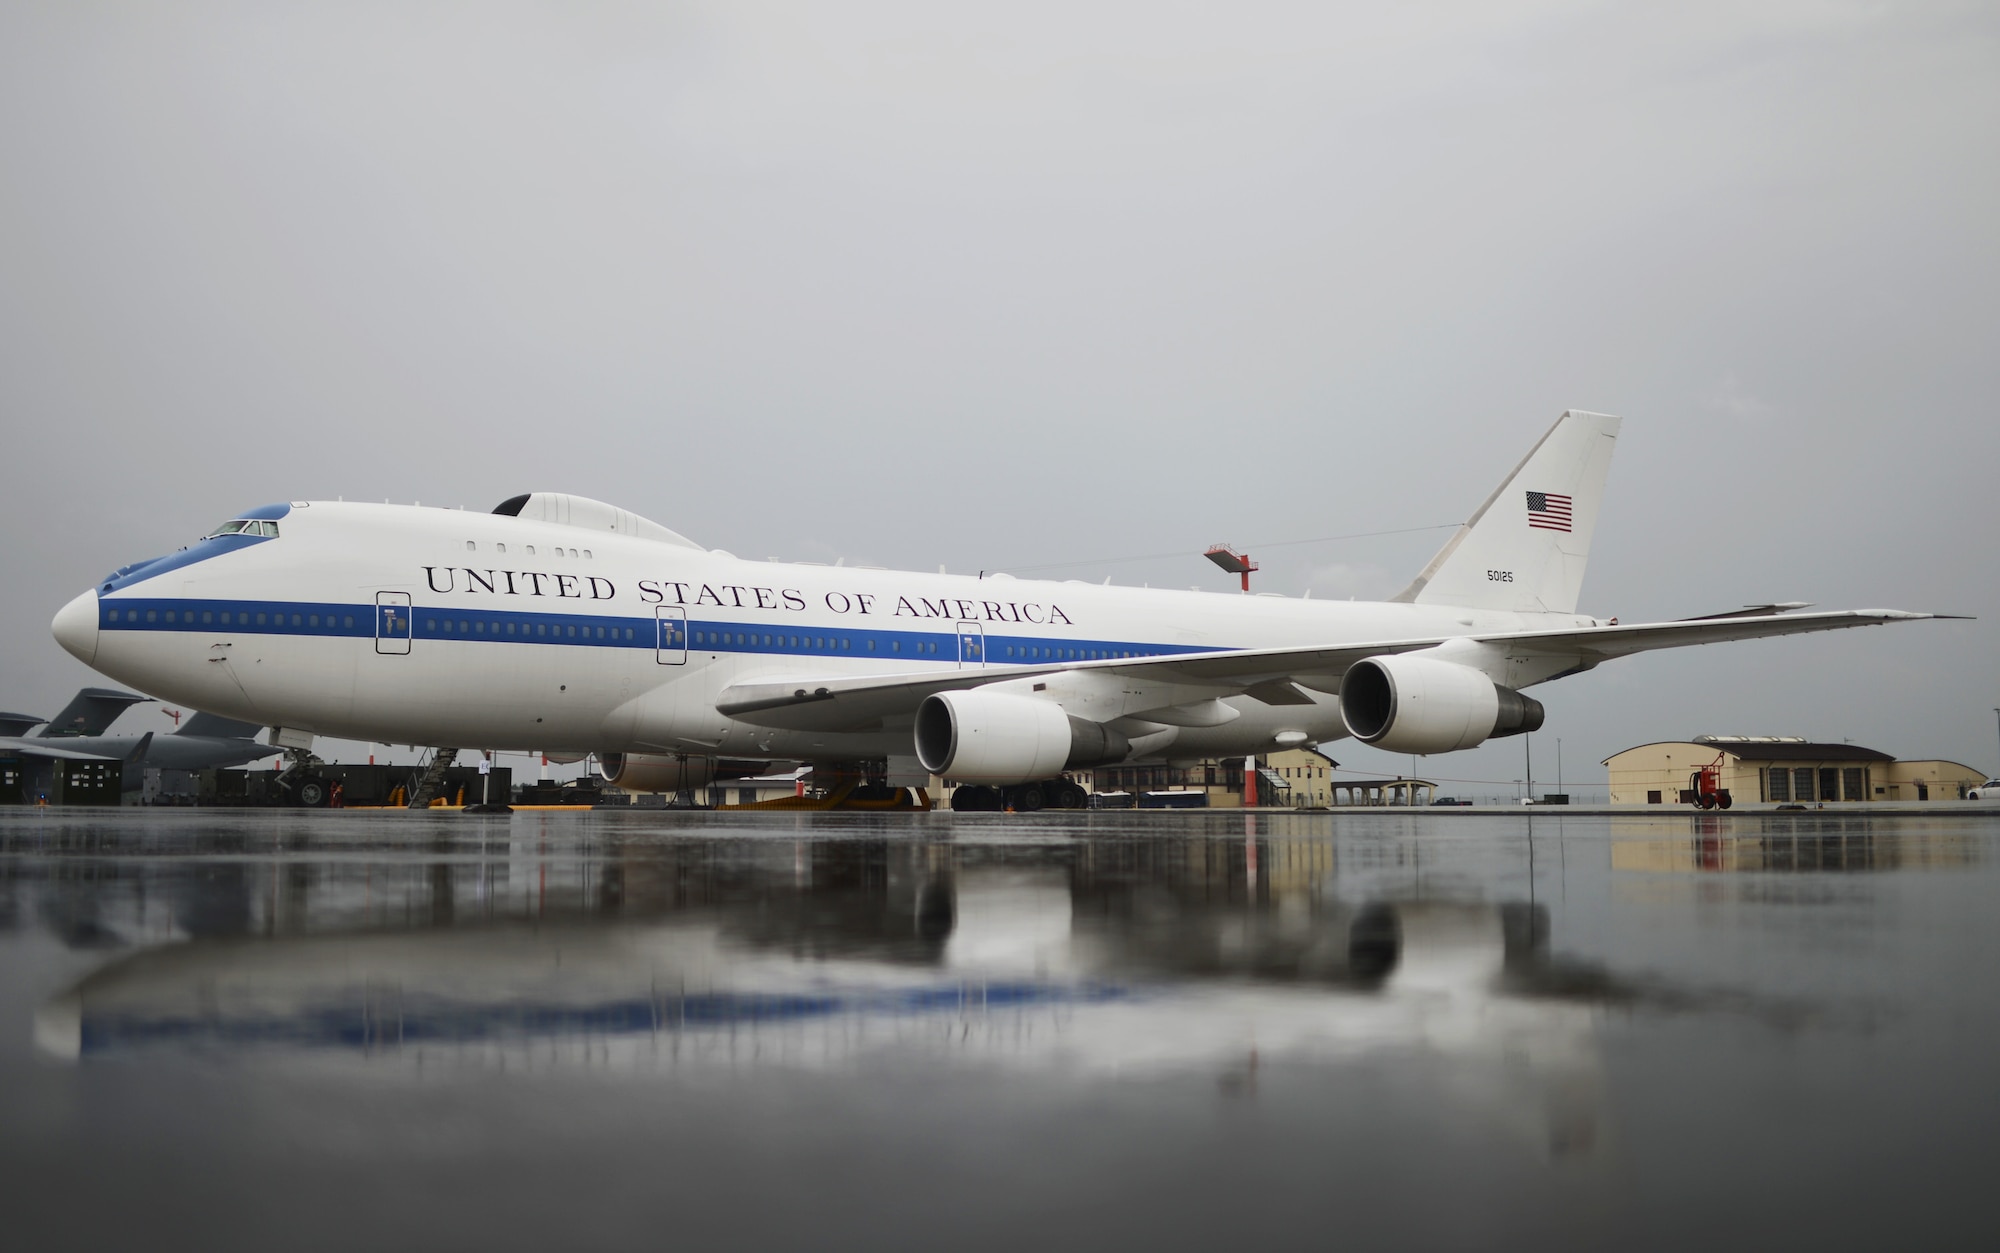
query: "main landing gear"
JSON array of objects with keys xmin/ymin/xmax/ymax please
[
  {"xmin": 275, "ymin": 747, "xmax": 331, "ymax": 808},
  {"xmin": 949, "ymin": 778, "xmax": 1090, "ymax": 812}
]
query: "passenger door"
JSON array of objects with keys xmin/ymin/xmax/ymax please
[
  {"xmin": 957, "ymin": 621, "xmax": 985, "ymax": 668},
  {"xmin": 375, "ymin": 592, "xmax": 411, "ymax": 655},
  {"xmin": 655, "ymin": 605, "xmax": 688, "ymax": 665}
]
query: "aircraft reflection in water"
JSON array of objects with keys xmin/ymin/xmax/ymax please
[{"xmin": 35, "ymin": 833, "xmax": 1618, "ymax": 1157}]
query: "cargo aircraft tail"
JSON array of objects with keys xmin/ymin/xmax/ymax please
[{"xmin": 39, "ymin": 688, "xmax": 150, "ymax": 738}]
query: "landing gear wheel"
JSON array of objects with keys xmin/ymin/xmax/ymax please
[
  {"xmin": 1010, "ymin": 782, "xmax": 1045, "ymax": 813},
  {"xmin": 295, "ymin": 777, "xmax": 329, "ymax": 808},
  {"xmin": 951, "ymin": 785, "xmax": 1003, "ymax": 812},
  {"xmin": 1049, "ymin": 780, "xmax": 1089, "ymax": 809}
]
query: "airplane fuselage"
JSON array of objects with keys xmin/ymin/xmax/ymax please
[{"xmin": 60, "ymin": 501, "xmax": 1602, "ymax": 764}]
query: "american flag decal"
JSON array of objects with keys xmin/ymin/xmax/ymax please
[{"xmin": 1526, "ymin": 491, "xmax": 1573, "ymax": 532}]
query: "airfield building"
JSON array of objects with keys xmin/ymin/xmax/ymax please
[{"xmin": 1604, "ymin": 736, "xmax": 1985, "ymax": 805}]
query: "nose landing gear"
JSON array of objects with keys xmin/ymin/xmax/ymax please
[{"xmin": 274, "ymin": 746, "xmax": 330, "ymax": 808}]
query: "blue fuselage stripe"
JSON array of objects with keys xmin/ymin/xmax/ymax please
[{"xmin": 98, "ymin": 597, "xmax": 1219, "ymax": 661}]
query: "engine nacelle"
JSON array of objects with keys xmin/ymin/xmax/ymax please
[
  {"xmin": 914, "ymin": 690, "xmax": 1130, "ymax": 784},
  {"xmin": 1339, "ymin": 655, "xmax": 1544, "ymax": 755},
  {"xmin": 598, "ymin": 754, "xmax": 767, "ymax": 793}
]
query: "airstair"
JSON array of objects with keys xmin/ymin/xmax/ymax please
[{"xmin": 405, "ymin": 747, "xmax": 460, "ymax": 809}]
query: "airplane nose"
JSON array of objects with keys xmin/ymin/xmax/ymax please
[{"xmin": 52, "ymin": 589, "xmax": 99, "ymax": 666}]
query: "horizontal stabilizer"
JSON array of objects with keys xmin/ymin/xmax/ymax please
[{"xmin": 179, "ymin": 712, "xmax": 264, "ymax": 739}]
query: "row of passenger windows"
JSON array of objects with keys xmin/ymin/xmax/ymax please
[
  {"xmin": 687, "ymin": 632, "xmax": 936, "ymax": 652},
  {"xmin": 696, "ymin": 631, "xmax": 854, "ymax": 651},
  {"xmin": 1004, "ymin": 645, "xmax": 1151, "ymax": 660},
  {"xmin": 685, "ymin": 633, "xmax": 947, "ymax": 653},
  {"xmin": 684, "ymin": 634, "xmax": 1152, "ymax": 658},
  {"xmin": 425, "ymin": 619, "xmax": 634, "ymax": 641},
  {"xmin": 463, "ymin": 540, "xmax": 590, "ymax": 558},
  {"xmin": 107, "ymin": 608, "xmax": 351, "ymax": 629},
  {"xmin": 681, "ymin": 633, "xmax": 1149, "ymax": 657},
  {"xmin": 105, "ymin": 607, "xmax": 1165, "ymax": 658}
]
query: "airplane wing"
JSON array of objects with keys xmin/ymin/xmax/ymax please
[
  {"xmin": 715, "ymin": 609, "xmax": 1951, "ymax": 733},
  {"xmin": 1673, "ymin": 602, "xmax": 1813, "ymax": 621},
  {"xmin": 0, "ymin": 737, "xmax": 129, "ymax": 762}
]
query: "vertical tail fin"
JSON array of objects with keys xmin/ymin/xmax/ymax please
[
  {"xmin": 1392, "ymin": 410, "xmax": 1620, "ymax": 615},
  {"xmin": 37, "ymin": 688, "xmax": 150, "ymax": 738}
]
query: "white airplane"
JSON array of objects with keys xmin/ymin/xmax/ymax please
[{"xmin": 49, "ymin": 411, "xmax": 1948, "ymax": 807}]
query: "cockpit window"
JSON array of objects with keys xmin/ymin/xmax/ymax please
[{"xmin": 203, "ymin": 520, "xmax": 279, "ymax": 539}]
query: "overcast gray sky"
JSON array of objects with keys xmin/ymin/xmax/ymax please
[{"xmin": 3, "ymin": 1, "xmax": 1996, "ymax": 790}]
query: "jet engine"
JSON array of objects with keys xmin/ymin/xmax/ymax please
[
  {"xmin": 1339, "ymin": 655, "xmax": 1544, "ymax": 755},
  {"xmin": 914, "ymin": 691, "xmax": 1130, "ymax": 784},
  {"xmin": 597, "ymin": 753, "xmax": 767, "ymax": 793}
]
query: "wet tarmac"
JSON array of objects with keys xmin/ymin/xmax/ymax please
[{"xmin": 3, "ymin": 807, "xmax": 1996, "ymax": 1252}]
